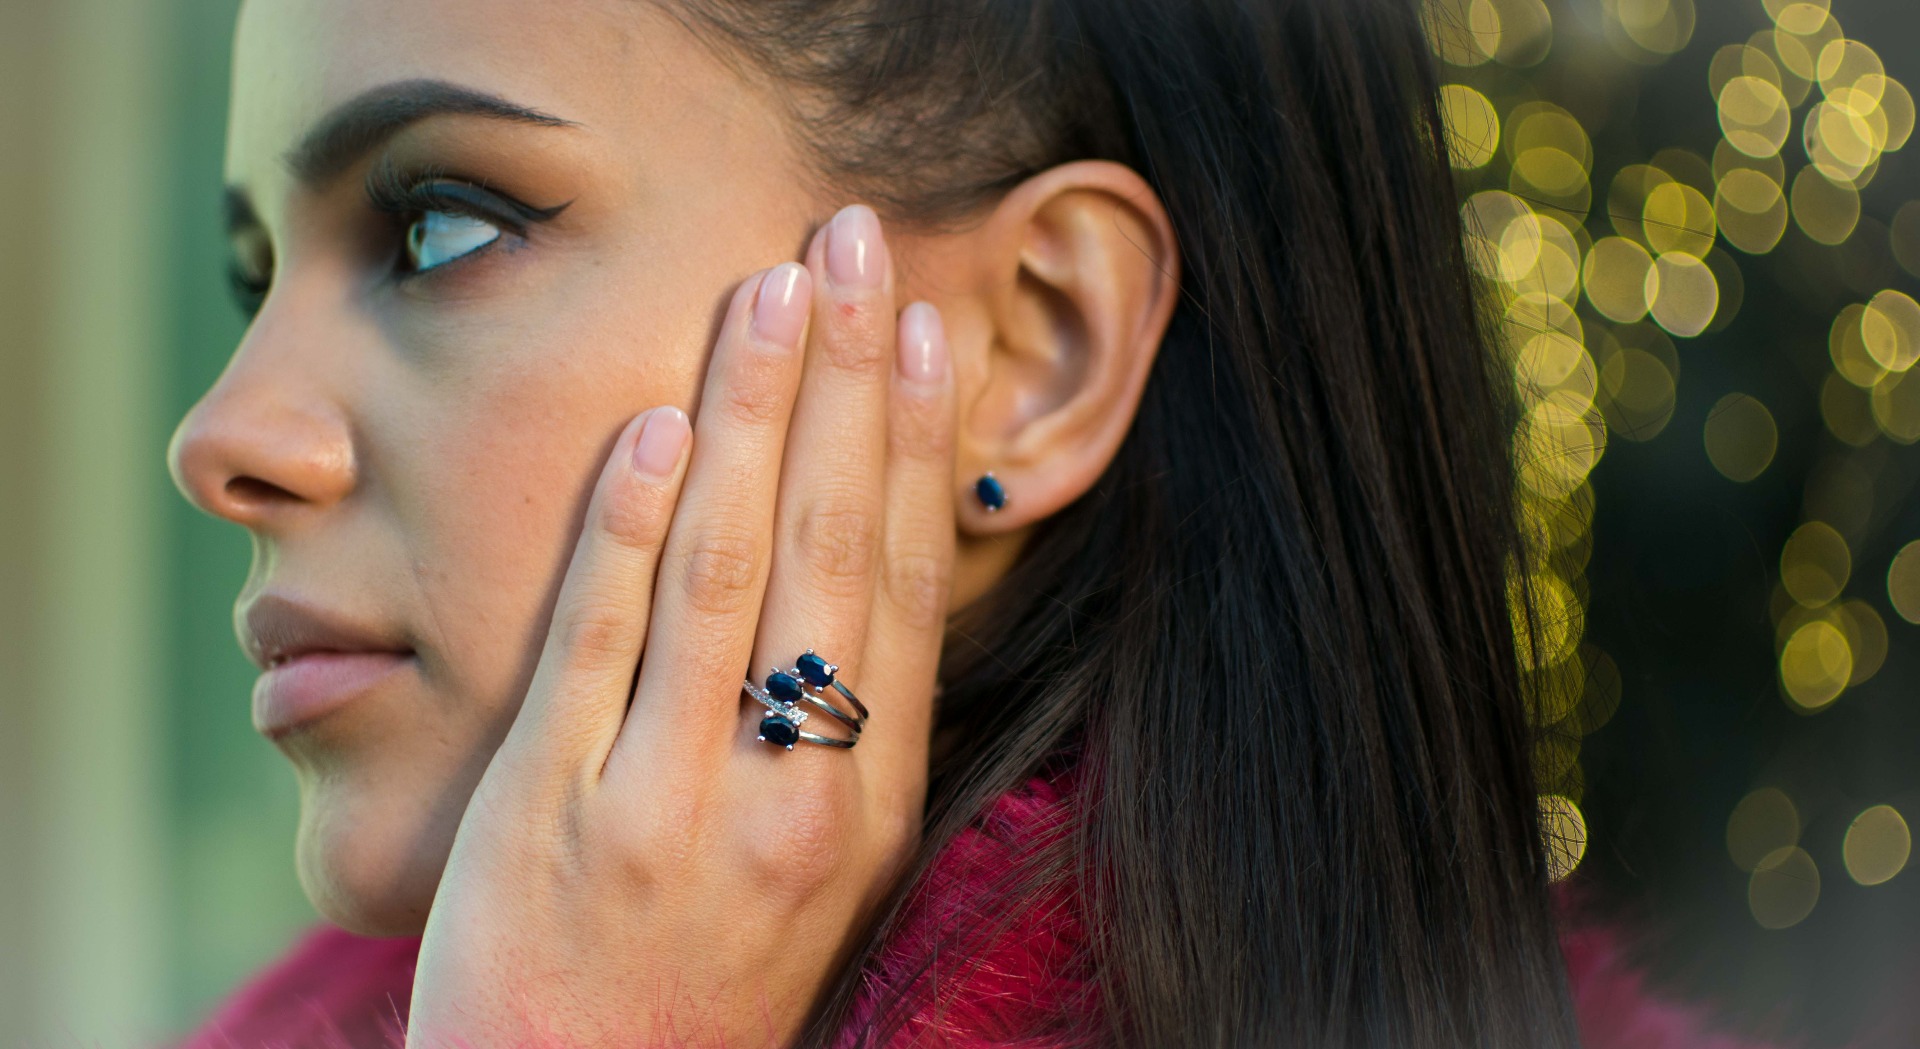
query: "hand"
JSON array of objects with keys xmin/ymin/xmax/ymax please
[{"xmin": 405, "ymin": 205, "xmax": 957, "ymax": 1049}]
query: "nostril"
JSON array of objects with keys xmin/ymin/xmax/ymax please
[{"xmin": 224, "ymin": 475, "xmax": 297, "ymax": 506}]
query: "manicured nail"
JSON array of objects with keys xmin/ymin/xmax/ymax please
[
  {"xmin": 898, "ymin": 302, "xmax": 948, "ymax": 385},
  {"xmin": 826, "ymin": 205, "xmax": 885, "ymax": 289},
  {"xmin": 631, "ymin": 406, "xmax": 690, "ymax": 481},
  {"xmin": 751, "ymin": 264, "xmax": 810, "ymax": 348}
]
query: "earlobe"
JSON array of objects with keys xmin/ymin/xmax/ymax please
[{"xmin": 956, "ymin": 160, "xmax": 1179, "ymax": 534}]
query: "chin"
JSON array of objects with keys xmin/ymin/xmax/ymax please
[{"xmin": 293, "ymin": 774, "xmax": 457, "ymax": 937}]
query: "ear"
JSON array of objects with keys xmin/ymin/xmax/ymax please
[{"xmin": 946, "ymin": 160, "xmax": 1179, "ymax": 535}]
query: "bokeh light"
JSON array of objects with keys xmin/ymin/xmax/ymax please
[
  {"xmin": 1749, "ymin": 845, "xmax": 1822, "ymax": 929},
  {"xmin": 1886, "ymin": 540, "xmax": 1920, "ymax": 624},
  {"xmin": 1541, "ymin": 794, "xmax": 1589, "ymax": 881},
  {"xmin": 1728, "ymin": 787, "xmax": 1801, "ymax": 872},
  {"xmin": 1843, "ymin": 805, "xmax": 1911, "ymax": 886},
  {"xmin": 1704, "ymin": 393, "xmax": 1778, "ymax": 481}
]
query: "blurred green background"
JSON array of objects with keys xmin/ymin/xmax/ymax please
[
  {"xmin": 1, "ymin": 0, "xmax": 311, "ymax": 1044},
  {"xmin": 0, "ymin": 0, "xmax": 1915, "ymax": 1046}
]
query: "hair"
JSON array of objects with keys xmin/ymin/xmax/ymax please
[{"xmin": 669, "ymin": 1, "xmax": 1579, "ymax": 1045}]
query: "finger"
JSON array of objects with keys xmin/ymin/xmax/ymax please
[
  {"xmin": 856, "ymin": 301, "xmax": 957, "ymax": 775},
  {"xmin": 617, "ymin": 263, "xmax": 813, "ymax": 770},
  {"xmin": 748, "ymin": 204, "xmax": 896, "ymax": 757},
  {"xmin": 508, "ymin": 405, "xmax": 692, "ymax": 773}
]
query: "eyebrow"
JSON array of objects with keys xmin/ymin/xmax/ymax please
[{"xmin": 283, "ymin": 78, "xmax": 578, "ymax": 185}]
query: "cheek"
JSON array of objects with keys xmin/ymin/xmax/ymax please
[{"xmin": 367, "ymin": 262, "xmax": 720, "ymax": 714}]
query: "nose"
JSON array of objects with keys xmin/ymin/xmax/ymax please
[{"xmin": 168, "ymin": 318, "xmax": 357, "ymax": 530}]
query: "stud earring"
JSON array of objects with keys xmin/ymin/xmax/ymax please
[{"xmin": 974, "ymin": 471, "xmax": 1007, "ymax": 513}]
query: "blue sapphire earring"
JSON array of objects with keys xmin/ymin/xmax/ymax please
[{"xmin": 974, "ymin": 472, "xmax": 1008, "ymax": 513}]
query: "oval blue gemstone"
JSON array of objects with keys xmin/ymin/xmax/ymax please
[
  {"xmin": 796, "ymin": 652, "xmax": 834, "ymax": 688},
  {"xmin": 759, "ymin": 714, "xmax": 799, "ymax": 747},
  {"xmin": 766, "ymin": 672, "xmax": 802, "ymax": 703},
  {"xmin": 975, "ymin": 474, "xmax": 1007, "ymax": 511}
]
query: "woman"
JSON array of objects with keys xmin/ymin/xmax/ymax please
[{"xmin": 165, "ymin": 1, "xmax": 1772, "ymax": 1047}]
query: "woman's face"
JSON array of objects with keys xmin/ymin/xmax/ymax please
[{"xmin": 171, "ymin": 0, "xmax": 876, "ymax": 934}]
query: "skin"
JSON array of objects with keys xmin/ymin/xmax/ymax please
[{"xmin": 169, "ymin": 0, "xmax": 1179, "ymax": 1043}]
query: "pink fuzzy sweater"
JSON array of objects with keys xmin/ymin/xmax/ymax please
[{"xmin": 170, "ymin": 773, "xmax": 1782, "ymax": 1049}]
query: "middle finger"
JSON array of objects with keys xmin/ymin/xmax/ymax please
[{"xmin": 746, "ymin": 206, "xmax": 895, "ymax": 753}]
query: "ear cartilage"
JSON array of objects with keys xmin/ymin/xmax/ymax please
[{"xmin": 974, "ymin": 472, "xmax": 1007, "ymax": 513}]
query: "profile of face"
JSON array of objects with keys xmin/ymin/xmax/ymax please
[{"xmin": 170, "ymin": 0, "xmax": 1177, "ymax": 937}]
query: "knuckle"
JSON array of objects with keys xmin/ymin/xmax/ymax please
[
  {"xmin": 719, "ymin": 350, "xmax": 792, "ymax": 426},
  {"xmin": 819, "ymin": 304, "xmax": 889, "ymax": 373},
  {"xmin": 598, "ymin": 482, "xmax": 669, "ymax": 552},
  {"xmin": 552, "ymin": 598, "xmax": 638, "ymax": 667},
  {"xmin": 883, "ymin": 544, "xmax": 953, "ymax": 630},
  {"xmin": 676, "ymin": 530, "xmax": 763, "ymax": 616},
  {"xmin": 792, "ymin": 502, "xmax": 879, "ymax": 592}
]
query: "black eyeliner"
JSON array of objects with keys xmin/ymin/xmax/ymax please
[{"xmin": 363, "ymin": 156, "xmax": 571, "ymax": 232}]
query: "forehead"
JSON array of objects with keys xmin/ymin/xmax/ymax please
[{"xmin": 224, "ymin": 0, "xmax": 727, "ymax": 192}]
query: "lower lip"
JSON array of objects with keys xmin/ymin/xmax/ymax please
[{"xmin": 253, "ymin": 651, "xmax": 414, "ymax": 739}]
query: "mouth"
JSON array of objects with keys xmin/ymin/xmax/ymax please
[{"xmin": 239, "ymin": 591, "xmax": 417, "ymax": 739}]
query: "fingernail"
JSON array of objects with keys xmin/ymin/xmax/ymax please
[
  {"xmin": 898, "ymin": 302, "xmax": 948, "ymax": 385},
  {"xmin": 826, "ymin": 205, "xmax": 885, "ymax": 289},
  {"xmin": 631, "ymin": 406, "xmax": 690, "ymax": 481},
  {"xmin": 751, "ymin": 264, "xmax": 810, "ymax": 347}
]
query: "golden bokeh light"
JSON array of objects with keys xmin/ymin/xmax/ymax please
[
  {"xmin": 1788, "ymin": 167, "xmax": 1859, "ymax": 245},
  {"xmin": 1894, "ymin": 202, "xmax": 1920, "ymax": 280},
  {"xmin": 1779, "ymin": 617, "xmax": 1851, "ymax": 709},
  {"xmin": 1584, "ymin": 237, "xmax": 1656, "ymax": 322},
  {"xmin": 1704, "ymin": 393, "xmax": 1776, "ymax": 482},
  {"xmin": 1719, "ymin": 75, "xmax": 1792, "ymax": 158},
  {"xmin": 1511, "ymin": 569, "xmax": 1584, "ymax": 666},
  {"xmin": 1568, "ymin": 644, "xmax": 1622, "ymax": 735},
  {"xmin": 1771, "ymin": 11, "xmax": 1842, "ymax": 85},
  {"xmin": 1780, "ymin": 521, "xmax": 1850, "ymax": 608},
  {"xmin": 1862, "ymin": 290, "xmax": 1920, "ymax": 374},
  {"xmin": 1540, "ymin": 794, "xmax": 1588, "ymax": 881},
  {"xmin": 1843, "ymin": 805, "xmax": 1911, "ymax": 887},
  {"xmin": 1870, "ymin": 370, "xmax": 1920, "ymax": 444},
  {"xmin": 1648, "ymin": 252, "xmax": 1718, "ymax": 337},
  {"xmin": 1593, "ymin": 324, "xmax": 1679, "ymax": 440},
  {"xmin": 1606, "ymin": 0, "xmax": 1695, "ymax": 61},
  {"xmin": 1836, "ymin": 599, "xmax": 1887, "ymax": 686},
  {"xmin": 1440, "ymin": 84, "xmax": 1501, "ymax": 169},
  {"xmin": 1713, "ymin": 167, "xmax": 1789, "ymax": 254},
  {"xmin": 1514, "ymin": 330, "xmax": 1597, "ymax": 414},
  {"xmin": 1819, "ymin": 372, "xmax": 1878, "ymax": 446},
  {"xmin": 1748, "ymin": 29, "xmax": 1815, "ymax": 107},
  {"xmin": 1885, "ymin": 540, "xmax": 1920, "ymax": 624},
  {"xmin": 1830, "ymin": 303, "xmax": 1888, "ymax": 387},
  {"xmin": 1643, "ymin": 181, "xmax": 1716, "ymax": 257},
  {"xmin": 1749, "ymin": 846, "xmax": 1820, "ymax": 929},
  {"xmin": 1423, "ymin": 0, "xmax": 1500, "ymax": 68},
  {"xmin": 1762, "ymin": 0, "xmax": 1830, "ymax": 34},
  {"xmin": 1727, "ymin": 787, "xmax": 1799, "ymax": 872},
  {"xmin": 1816, "ymin": 39, "xmax": 1883, "ymax": 101}
]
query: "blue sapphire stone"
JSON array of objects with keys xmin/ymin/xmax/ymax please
[
  {"xmin": 766, "ymin": 671, "xmax": 803, "ymax": 703},
  {"xmin": 796, "ymin": 652, "xmax": 835, "ymax": 688},
  {"xmin": 758, "ymin": 713, "xmax": 800, "ymax": 747},
  {"xmin": 975, "ymin": 473, "xmax": 1007, "ymax": 512}
]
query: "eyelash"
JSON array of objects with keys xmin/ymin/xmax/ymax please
[{"xmin": 226, "ymin": 160, "xmax": 569, "ymax": 320}]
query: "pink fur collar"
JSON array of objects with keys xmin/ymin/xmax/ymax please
[{"xmin": 170, "ymin": 774, "xmax": 1785, "ymax": 1049}]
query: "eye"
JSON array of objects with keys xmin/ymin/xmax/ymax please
[{"xmin": 405, "ymin": 210, "xmax": 501, "ymax": 273}]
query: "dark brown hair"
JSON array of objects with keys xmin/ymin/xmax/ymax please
[{"xmin": 669, "ymin": 1, "xmax": 1579, "ymax": 1045}]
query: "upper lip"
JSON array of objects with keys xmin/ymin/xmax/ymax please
[{"xmin": 239, "ymin": 591, "xmax": 413, "ymax": 671}]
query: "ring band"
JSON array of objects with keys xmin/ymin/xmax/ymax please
[{"xmin": 744, "ymin": 648, "xmax": 869, "ymax": 751}]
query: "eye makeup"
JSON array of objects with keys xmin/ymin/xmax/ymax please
[{"xmin": 221, "ymin": 155, "xmax": 574, "ymax": 320}]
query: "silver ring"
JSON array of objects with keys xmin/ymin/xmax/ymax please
[{"xmin": 743, "ymin": 649, "xmax": 869, "ymax": 750}]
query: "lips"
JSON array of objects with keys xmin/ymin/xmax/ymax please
[{"xmin": 239, "ymin": 592, "xmax": 415, "ymax": 738}]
